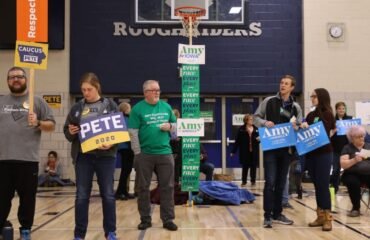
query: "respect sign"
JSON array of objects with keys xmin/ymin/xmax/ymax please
[{"xmin": 78, "ymin": 112, "xmax": 130, "ymax": 153}]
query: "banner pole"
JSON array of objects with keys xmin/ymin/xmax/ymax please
[{"xmin": 29, "ymin": 68, "xmax": 35, "ymax": 113}]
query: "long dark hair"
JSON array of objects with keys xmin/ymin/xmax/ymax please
[{"xmin": 314, "ymin": 88, "xmax": 333, "ymax": 119}]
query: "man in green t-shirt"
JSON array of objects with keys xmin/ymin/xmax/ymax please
[{"xmin": 128, "ymin": 80, "xmax": 178, "ymax": 231}]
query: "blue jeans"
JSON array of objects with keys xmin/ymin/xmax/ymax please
[
  {"xmin": 263, "ymin": 149, "xmax": 291, "ymax": 219},
  {"xmin": 200, "ymin": 161, "xmax": 214, "ymax": 181},
  {"xmin": 74, "ymin": 154, "xmax": 116, "ymax": 238},
  {"xmin": 282, "ymin": 167, "xmax": 290, "ymax": 205},
  {"xmin": 306, "ymin": 152, "xmax": 332, "ymax": 210}
]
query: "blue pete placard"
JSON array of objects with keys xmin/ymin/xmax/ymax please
[
  {"xmin": 295, "ymin": 121, "xmax": 330, "ymax": 155},
  {"xmin": 258, "ymin": 122, "xmax": 296, "ymax": 151},
  {"xmin": 336, "ymin": 118, "xmax": 362, "ymax": 136},
  {"xmin": 78, "ymin": 112, "xmax": 130, "ymax": 153}
]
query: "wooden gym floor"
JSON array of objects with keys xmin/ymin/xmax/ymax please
[{"xmin": 7, "ymin": 181, "xmax": 370, "ymax": 240}]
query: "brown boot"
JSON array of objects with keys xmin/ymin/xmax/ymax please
[
  {"xmin": 322, "ymin": 210, "xmax": 333, "ymax": 231},
  {"xmin": 308, "ymin": 208, "xmax": 325, "ymax": 227}
]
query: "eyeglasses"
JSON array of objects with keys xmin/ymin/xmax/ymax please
[
  {"xmin": 8, "ymin": 75, "xmax": 26, "ymax": 80},
  {"xmin": 310, "ymin": 95, "xmax": 317, "ymax": 99},
  {"xmin": 145, "ymin": 89, "xmax": 161, "ymax": 93},
  {"xmin": 353, "ymin": 135, "xmax": 365, "ymax": 139}
]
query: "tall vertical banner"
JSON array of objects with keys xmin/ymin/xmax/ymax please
[
  {"xmin": 17, "ymin": 0, "xmax": 48, "ymax": 43},
  {"xmin": 181, "ymin": 64, "xmax": 201, "ymax": 191}
]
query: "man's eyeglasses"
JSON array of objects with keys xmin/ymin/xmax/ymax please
[
  {"xmin": 8, "ymin": 75, "xmax": 26, "ymax": 80},
  {"xmin": 145, "ymin": 89, "xmax": 161, "ymax": 93}
]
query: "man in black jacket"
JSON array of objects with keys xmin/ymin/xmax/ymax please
[{"xmin": 254, "ymin": 75, "xmax": 302, "ymax": 228}]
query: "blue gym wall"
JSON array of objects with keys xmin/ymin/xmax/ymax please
[{"xmin": 70, "ymin": 0, "xmax": 302, "ymax": 95}]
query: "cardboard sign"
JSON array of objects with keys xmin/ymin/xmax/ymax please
[
  {"xmin": 295, "ymin": 121, "xmax": 330, "ymax": 156},
  {"xmin": 17, "ymin": 0, "xmax": 48, "ymax": 42},
  {"xmin": 78, "ymin": 112, "xmax": 130, "ymax": 153},
  {"xmin": 336, "ymin": 118, "xmax": 362, "ymax": 136},
  {"xmin": 178, "ymin": 44, "xmax": 205, "ymax": 65},
  {"xmin": 43, "ymin": 95, "xmax": 61, "ymax": 108},
  {"xmin": 15, "ymin": 41, "xmax": 48, "ymax": 69},
  {"xmin": 177, "ymin": 118, "xmax": 204, "ymax": 137},
  {"xmin": 258, "ymin": 122, "xmax": 296, "ymax": 151}
]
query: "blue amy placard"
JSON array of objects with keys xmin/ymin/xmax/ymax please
[{"xmin": 258, "ymin": 122, "xmax": 296, "ymax": 151}]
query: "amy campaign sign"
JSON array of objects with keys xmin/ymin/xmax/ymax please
[
  {"xmin": 336, "ymin": 118, "xmax": 361, "ymax": 136},
  {"xmin": 258, "ymin": 122, "xmax": 296, "ymax": 151},
  {"xmin": 78, "ymin": 112, "xmax": 130, "ymax": 153},
  {"xmin": 295, "ymin": 121, "xmax": 330, "ymax": 155}
]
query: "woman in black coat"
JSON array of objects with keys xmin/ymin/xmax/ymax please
[{"xmin": 231, "ymin": 114, "xmax": 260, "ymax": 186}]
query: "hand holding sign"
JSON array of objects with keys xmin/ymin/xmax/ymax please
[{"xmin": 78, "ymin": 112, "xmax": 130, "ymax": 153}]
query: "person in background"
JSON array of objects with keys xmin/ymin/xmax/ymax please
[
  {"xmin": 340, "ymin": 125, "xmax": 370, "ymax": 217},
  {"xmin": 115, "ymin": 102, "xmax": 135, "ymax": 200},
  {"xmin": 170, "ymin": 108, "xmax": 182, "ymax": 183},
  {"xmin": 0, "ymin": 66, "xmax": 55, "ymax": 240},
  {"xmin": 200, "ymin": 144, "xmax": 215, "ymax": 181},
  {"xmin": 64, "ymin": 72, "xmax": 118, "ymax": 240},
  {"xmin": 129, "ymin": 80, "xmax": 178, "ymax": 231},
  {"xmin": 254, "ymin": 75, "xmax": 302, "ymax": 228},
  {"xmin": 38, "ymin": 151, "xmax": 65, "ymax": 187},
  {"xmin": 301, "ymin": 88, "xmax": 336, "ymax": 231},
  {"xmin": 330, "ymin": 101, "xmax": 352, "ymax": 193},
  {"xmin": 231, "ymin": 114, "xmax": 260, "ymax": 186}
]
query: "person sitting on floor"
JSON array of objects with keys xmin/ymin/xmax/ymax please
[{"xmin": 38, "ymin": 151, "xmax": 65, "ymax": 186}]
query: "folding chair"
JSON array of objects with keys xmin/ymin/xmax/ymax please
[{"xmin": 360, "ymin": 183, "xmax": 370, "ymax": 213}]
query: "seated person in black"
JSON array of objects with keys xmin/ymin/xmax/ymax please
[{"xmin": 340, "ymin": 125, "xmax": 370, "ymax": 217}]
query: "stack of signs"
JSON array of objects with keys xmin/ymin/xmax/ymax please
[{"xmin": 180, "ymin": 64, "xmax": 201, "ymax": 191}]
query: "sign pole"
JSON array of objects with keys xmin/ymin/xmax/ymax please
[{"xmin": 29, "ymin": 68, "xmax": 35, "ymax": 113}]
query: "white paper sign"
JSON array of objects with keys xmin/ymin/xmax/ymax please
[
  {"xmin": 178, "ymin": 44, "xmax": 205, "ymax": 65},
  {"xmin": 355, "ymin": 102, "xmax": 370, "ymax": 125},
  {"xmin": 177, "ymin": 118, "xmax": 205, "ymax": 137},
  {"xmin": 232, "ymin": 114, "xmax": 245, "ymax": 126}
]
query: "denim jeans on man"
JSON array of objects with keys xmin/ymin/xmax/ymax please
[
  {"xmin": 263, "ymin": 148, "xmax": 291, "ymax": 219},
  {"xmin": 74, "ymin": 154, "xmax": 116, "ymax": 238}
]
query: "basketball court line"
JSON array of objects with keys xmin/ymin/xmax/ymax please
[{"xmin": 225, "ymin": 206, "xmax": 255, "ymax": 240}]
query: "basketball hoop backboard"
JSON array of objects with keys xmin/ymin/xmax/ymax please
[{"xmin": 135, "ymin": 0, "xmax": 246, "ymax": 25}]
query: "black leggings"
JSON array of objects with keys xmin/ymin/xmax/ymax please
[
  {"xmin": 0, "ymin": 161, "xmax": 38, "ymax": 230},
  {"xmin": 115, "ymin": 149, "xmax": 134, "ymax": 195}
]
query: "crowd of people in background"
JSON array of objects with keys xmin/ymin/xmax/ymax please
[{"xmin": 2, "ymin": 68, "xmax": 370, "ymax": 240}]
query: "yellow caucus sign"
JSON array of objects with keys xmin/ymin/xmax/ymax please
[
  {"xmin": 15, "ymin": 41, "xmax": 48, "ymax": 69},
  {"xmin": 78, "ymin": 112, "xmax": 130, "ymax": 153}
]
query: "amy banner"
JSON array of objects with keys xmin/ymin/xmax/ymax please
[
  {"xmin": 336, "ymin": 118, "xmax": 362, "ymax": 136},
  {"xmin": 181, "ymin": 137, "xmax": 200, "ymax": 191},
  {"xmin": 295, "ymin": 121, "xmax": 330, "ymax": 156},
  {"xmin": 182, "ymin": 64, "xmax": 200, "ymax": 93},
  {"xmin": 258, "ymin": 122, "xmax": 296, "ymax": 151},
  {"xmin": 79, "ymin": 112, "xmax": 130, "ymax": 153}
]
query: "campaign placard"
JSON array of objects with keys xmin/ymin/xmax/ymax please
[
  {"xmin": 336, "ymin": 118, "xmax": 362, "ymax": 136},
  {"xmin": 15, "ymin": 41, "xmax": 48, "ymax": 69},
  {"xmin": 78, "ymin": 112, "xmax": 130, "ymax": 153},
  {"xmin": 177, "ymin": 118, "xmax": 204, "ymax": 137},
  {"xmin": 178, "ymin": 44, "xmax": 205, "ymax": 65},
  {"xmin": 17, "ymin": 0, "xmax": 48, "ymax": 42},
  {"xmin": 258, "ymin": 122, "xmax": 296, "ymax": 151},
  {"xmin": 43, "ymin": 95, "xmax": 61, "ymax": 108},
  {"xmin": 295, "ymin": 121, "xmax": 330, "ymax": 156},
  {"xmin": 181, "ymin": 137, "xmax": 200, "ymax": 191}
]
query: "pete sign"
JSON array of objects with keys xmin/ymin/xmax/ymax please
[
  {"xmin": 295, "ymin": 121, "xmax": 330, "ymax": 156},
  {"xmin": 258, "ymin": 122, "xmax": 296, "ymax": 151},
  {"xmin": 79, "ymin": 112, "xmax": 130, "ymax": 153}
]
